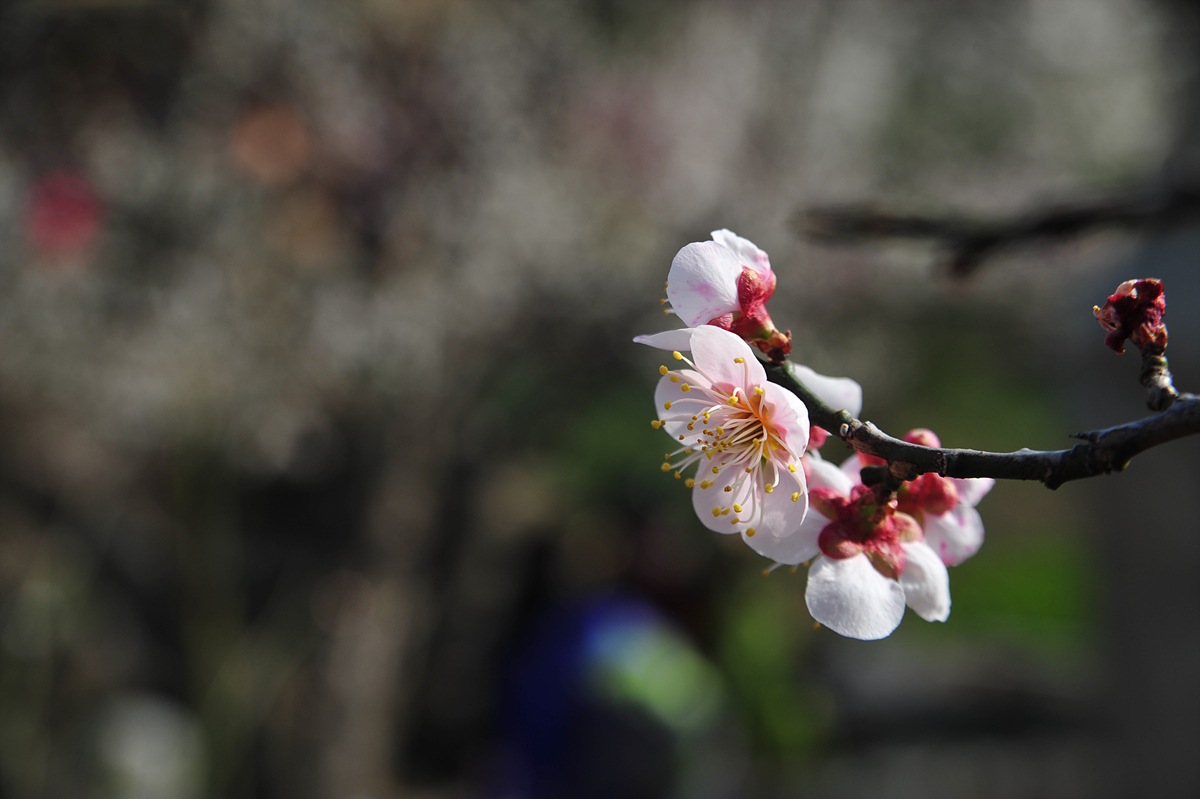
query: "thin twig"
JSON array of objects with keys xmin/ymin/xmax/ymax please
[
  {"xmin": 798, "ymin": 184, "xmax": 1200, "ymax": 276},
  {"xmin": 765, "ymin": 361, "xmax": 1200, "ymax": 490}
]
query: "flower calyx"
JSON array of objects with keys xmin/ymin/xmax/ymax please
[
  {"xmin": 1093, "ymin": 278, "xmax": 1168, "ymax": 355},
  {"xmin": 813, "ymin": 485, "xmax": 922, "ymax": 579}
]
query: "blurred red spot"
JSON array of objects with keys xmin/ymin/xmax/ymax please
[
  {"xmin": 27, "ymin": 171, "xmax": 102, "ymax": 263},
  {"xmin": 231, "ymin": 104, "xmax": 311, "ymax": 187}
]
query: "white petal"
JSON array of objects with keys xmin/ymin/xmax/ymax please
[
  {"xmin": 743, "ymin": 504, "xmax": 824, "ymax": 565},
  {"xmin": 840, "ymin": 453, "xmax": 865, "ymax": 487},
  {"xmin": 805, "ymin": 555, "xmax": 906, "ymax": 640},
  {"xmin": 899, "ymin": 542, "xmax": 951, "ymax": 622},
  {"xmin": 710, "ymin": 229, "xmax": 770, "ymax": 275},
  {"xmin": 760, "ymin": 382, "xmax": 809, "ymax": 457},
  {"xmin": 922, "ymin": 504, "xmax": 985, "ymax": 566},
  {"xmin": 691, "ymin": 454, "xmax": 757, "ymax": 535},
  {"xmin": 689, "ymin": 326, "xmax": 766, "ymax": 392},
  {"xmin": 951, "ymin": 477, "xmax": 995, "ymax": 508},
  {"xmin": 655, "ymin": 370, "xmax": 711, "ymax": 444},
  {"xmin": 633, "ymin": 328, "xmax": 698, "ymax": 352},
  {"xmin": 806, "ymin": 455, "xmax": 855, "ymax": 495},
  {"xmin": 750, "ymin": 454, "xmax": 809, "ymax": 539},
  {"xmin": 789, "ymin": 363, "xmax": 863, "ymax": 417},
  {"xmin": 666, "ymin": 242, "xmax": 742, "ymax": 327}
]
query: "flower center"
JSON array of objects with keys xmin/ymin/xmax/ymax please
[{"xmin": 655, "ymin": 353, "xmax": 803, "ymax": 530}]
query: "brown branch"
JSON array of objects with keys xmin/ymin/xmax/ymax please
[
  {"xmin": 765, "ymin": 361, "xmax": 1200, "ymax": 490},
  {"xmin": 797, "ymin": 184, "xmax": 1200, "ymax": 276}
]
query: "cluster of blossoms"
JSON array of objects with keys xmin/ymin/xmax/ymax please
[{"xmin": 636, "ymin": 231, "xmax": 992, "ymax": 640}]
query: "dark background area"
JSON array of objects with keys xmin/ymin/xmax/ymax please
[{"xmin": 0, "ymin": 0, "xmax": 1196, "ymax": 797}]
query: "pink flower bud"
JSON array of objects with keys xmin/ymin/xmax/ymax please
[{"xmin": 1093, "ymin": 278, "xmax": 1168, "ymax": 354}]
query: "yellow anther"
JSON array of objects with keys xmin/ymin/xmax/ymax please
[
  {"xmin": 685, "ymin": 478, "xmax": 695, "ymax": 488},
  {"xmin": 679, "ymin": 435, "xmax": 685, "ymax": 441},
  {"xmin": 664, "ymin": 401, "xmax": 672, "ymax": 410},
  {"xmin": 672, "ymin": 351, "xmax": 683, "ymax": 360},
  {"xmin": 813, "ymin": 622, "xmax": 821, "ymax": 631},
  {"xmin": 787, "ymin": 463, "xmax": 797, "ymax": 473},
  {"xmin": 681, "ymin": 383, "xmax": 691, "ymax": 392},
  {"xmin": 660, "ymin": 298, "xmax": 667, "ymax": 305},
  {"xmin": 712, "ymin": 466, "xmax": 719, "ymax": 474},
  {"xmin": 732, "ymin": 503, "xmax": 743, "ymax": 513},
  {"xmin": 670, "ymin": 375, "xmax": 680, "ymax": 383},
  {"xmin": 651, "ymin": 420, "xmax": 662, "ymax": 429},
  {"xmin": 715, "ymin": 427, "xmax": 724, "ymax": 435},
  {"xmin": 721, "ymin": 508, "xmax": 731, "ymax": 516},
  {"xmin": 700, "ymin": 480, "xmax": 713, "ymax": 489},
  {"xmin": 745, "ymin": 467, "xmax": 753, "ymax": 474},
  {"xmin": 730, "ymin": 517, "xmax": 739, "ymax": 525},
  {"xmin": 746, "ymin": 527, "xmax": 756, "ymax": 537},
  {"xmin": 686, "ymin": 423, "xmax": 694, "ymax": 431},
  {"xmin": 790, "ymin": 566, "xmax": 797, "ymax": 574},
  {"xmin": 791, "ymin": 492, "xmax": 800, "ymax": 502},
  {"xmin": 665, "ymin": 281, "xmax": 669, "ymax": 287},
  {"xmin": 723, "ymin": 486, "xmax": 732, "ymax": 493},
  {"xmin": 802, "ymin": 561, "xmax": 810, "ymax": 568},
  {"xmin": 712, "ymin": 507, "xmax": 722, "ymax": 518},
  {"xmin": 765, "ymin": 485, "xmax": 774, "ymax": 494},
  {"xmin": 659, "ymin": 365, "xmax": 669, "ymax": 375},
  {"xmin": 703, "ymin": 413, "xmax": 710, "ymax": 421},
  {"xmin": 674, "ymin": 471, "xmax": 681, "ymax": 479},
  {"xmin": 762, "ymin": 568, "xmax": 771, "ymax": 577},
  {"xmin": 734, "ymin": 357, "xmax": 745, "ymax": 364},
  {"xmin": 661, "ymin": 463, "xmax": 672, "ymax": 472},
  {"xmin": 754, "ymin": 386, "xmax": 765, "ymax": 396},
  {"xmin": 663, "ymin": 309, "xmax": 670, "ymax": 315},
  {"xmin": 692, "ymin": 416, "xmax": 698, "ymax": 421}
]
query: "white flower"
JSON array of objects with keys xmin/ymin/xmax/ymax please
[
  {"xmin": 745, "ymin": 456, "xmax": 951, "ymax": 640},
  {"xmin": 841, "ymin": 429, "xmax": 994, "ymax": 566},
  {"xmin": 638, "ymin": 326, "xmax": 811, "ymax": 540}
]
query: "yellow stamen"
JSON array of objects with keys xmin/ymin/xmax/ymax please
[
  {"xmin": 734, "ymin": 357, "xmax": 744, "ymax": 363},
  {"xmin": 672, "ymin": 351, "xmax": 683, "ymax": 360},
  {"xmin": 791, "ymin": 492, "xmax": 800, "ymax": 502},
  {"xmin": 787, "ymin": 464, "xmax": 797, "ymax": 473},
  {"xmin": 661, "ymin": 463, "xmax": 672, "ymax": 472},
  {"xmin": 790, "ymin": 566, "xmax": 797, "ymax": 574},
  {"xmin": 650, "ymin": 420, "xmax": 662, "ymax": 429},
  {"xmin": 700, "ymin": 480, "xmax": 712, "ymax": 489},
  {"xmin": 674, "ymin": 471, "xmax": 681, "ymax": 479},
  {"xmin": 662, "ymin": 309, "xmax": 670, "ymax": 315},
  {"xmin": 685, "ymin": 478, "xmax": 695, "ymax": 488},
  {"xmin": 660, "ymin": 298, "xmax": 667, "ymax": 305},
  {"xmin": 721, "ymin": 508, "xmax": 731, "ymax": 516},
  {"xmin": 670, "ymin": 375, "xmax": 680, "ymax": 383},
  {"xmin": 754, "ymin": 386, "xmax": 765, "ymax": 396},
  {"xmin": 712, "ymin": 466, "xmax": 719, "ymax": 474},
  {"xmin": 746, "ymin": 527, "xmax": 756, "ymax": 537},
  {"xmin": 765, "ymin": 485, "xmax": 774, "ymax": 494},
  {"xmin": 659, "ymin": 365, "xmax": 669, "ymax": 375},
  {"xmin": 680, "ymin": 383, "xmax": 690, "ymax": 392},
  {"xmin": 686, "ymin": 423, "xmax": 694, "ymax": 431},
  {"xmin": 663, "ymin": 401, "xmax": 672, "ymax": 410},
  {"xmin": 711, "ymin": 508, "xmax": 721, "ymax": 518},
  {"xmin": 732, "ymin": 503, "xmax": 742, "ymax": 513}
]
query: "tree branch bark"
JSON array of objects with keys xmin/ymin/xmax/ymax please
[{"xmin": 765, "ymin": 360, "xmax": 1200, "ymax": 490}]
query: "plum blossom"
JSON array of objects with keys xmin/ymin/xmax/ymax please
[
  {"xmin": 661, "ymin": 229, "xmax": 791, "ymax": 357},
  {"xmin": 841, "ymin": 429, "xmax": 994, "ymax": 566},
  {"xmin": 1093, "ymin": 278, "xmax": 1167, "ymax": 354},
  {"xmin": 741, "ymin": 454, "xmax": 950, "ymax": 640},
  {"xmin": 638, "ymin": 326, "xmax": 811, "ymax": 541}
]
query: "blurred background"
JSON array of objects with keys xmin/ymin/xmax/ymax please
[{"xmin": 0, "ymin": 0, "xmax": 1198, "ymax": 796}]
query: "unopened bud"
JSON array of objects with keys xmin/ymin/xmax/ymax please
[{"xmin": 1093, "ymin": 278, "xmax": 1168, "ymax": 354}]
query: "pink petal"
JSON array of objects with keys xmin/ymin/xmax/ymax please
[
  {"xmin": 710, "ymin": 229, "xmax": 770, "ymax": 276},
  {"xmin": 951, "ymin": 477, "xmax": 994, "ymax": 508},
  {"xmin": 689, "ymin": 326, "xmax": 766, "ymax": 393},
  {"xmin": 633, "ymin": 328, "xmax": 699, "ymax": 352},
  {"xmin": 805, "ymin": 454, "xmax": 855, "ymax": 495},
  {"xmin": 898, "ymin": 542, "xmax": 950, "ymax": 622},
  {"xmin": 805, "ymin": 555, "xmax": 906, "ymax": 640},
  {"xmin": 691, "ymin": 454, "xmax": 758, "ymax": 535},
  {"xmin": 655, "ymin": 369, "xmax": 711, "ymax": 444},
  {"xmin": 760, "ymin": 382, "xmax": 809, "ymax": 456},
  {"xmin": 922, "ymin": 504, "xmax": 985, "ymax": 566},
  {"xmin": 666, "ymin": 241, "xmax": 742, "ymax": 326}
]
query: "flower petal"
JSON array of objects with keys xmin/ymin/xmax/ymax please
[
  {"xmin": 666, "ymin": 242, "xmax": 742, "ymax": 326},
  {"xmin": 689, "ymin": 325, "xmax": 766, "ymax": 393},
  {"xmin": 840, "ymin": 453, "xmax": 865, "ymax": 487},
  {"xmin": 710, "ymin": 229, "xmax": 770, "ymax": 275},
  {"xmin": 655, "ymin": 370, "xmax": 711, "ymax": 444},
  {"xmin": 806, "ymin": 454, "xmax": 856, "ymax": 495},
  {"xmin": 788, "ymin": 364, "xmax": 863, "ymax": 417},
  {"xmin": 805, "ymin": 555, "xmax": 906, "ymax": 640},
  {"xmin": 951, "ymin": 477, "xmax": 994, "ymax": 508},
  {"xmin": 743, "ymin": 502, "xmax": 824, "ymax": 565},
  {"xmin": 750, "ymin": 455, "xmax": 809, "ymax": 538},
  {"xmin": 633, "ymin": 328, "xmax": 698, "ymax": 352},
  {"xmin": 761, "ymin": 382, "xmax": 809, "ymax": 457},
  {"xmin": 922, "ymin": 504, "xmax": 985, "ymax": 566},
  {"xmin": 691, "ymin": 454, "xmax": 757, "ymax": 535},
  {"xmin": 898, "ymin": 542, "xmax": 950, "ymax": 622}
]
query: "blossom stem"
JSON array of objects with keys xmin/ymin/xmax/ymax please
[{"xmin": 765, "ymin": 359, "xmax": 1200, "ymax": 490}]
